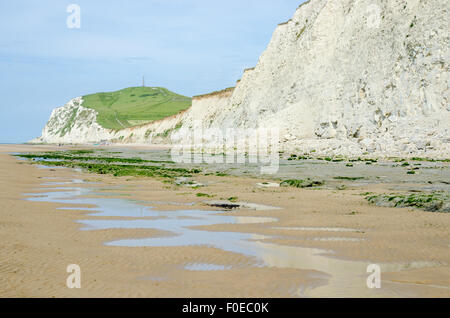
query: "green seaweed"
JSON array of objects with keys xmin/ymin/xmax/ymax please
[
  {"xmin": 366, "ymin": 193, "xmax": 449, "ymax": 213},
  {"xmin": 333, "ymin": 176, "xmax": 365, "ymax": 181},
  {"xmin": 24, "ymin": 160, "xmax": 200, "ymax": 180},
  {"xmin": 280, "ymin": 179, "xmax": 324, "ymax": 188}
]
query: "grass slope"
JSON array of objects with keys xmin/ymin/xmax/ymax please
[{"xmin": 82, "ymin": 87, "xmax": 191, "ymax": 130}]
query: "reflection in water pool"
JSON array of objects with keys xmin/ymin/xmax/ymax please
[{"xmin": 24, "ymin": 179, "xmax": 442, "ymax": 297}]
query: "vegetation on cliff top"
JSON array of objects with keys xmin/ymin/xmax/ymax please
[{"xmin": 82, "ymin": 87, "xmax": 191, "ymax": 130}]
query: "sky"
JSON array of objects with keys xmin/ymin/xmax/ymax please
[{"xmin": 0, "ymin": 0, "xmax": 303, "ymax": 143}]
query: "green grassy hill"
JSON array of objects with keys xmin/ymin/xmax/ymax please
[{"xmin": 82, "ymin": 87, "xmax": 191, "ymax": 130}]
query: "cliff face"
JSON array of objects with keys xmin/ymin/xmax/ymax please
[
  {"xmin": 32, "ymin": 88, "xmax": 234, "ymax": 145},
  {"xmin": 34, "ymin": 0, "xmax": 450, "ymax": 157},
  {"xmin": 195, "ymin": 0, "xmax": 450, "ymax": 157},
  {"xmin": 182, "ymin": 88, "xmax": 235, "ymax": 129},
  {"xmin": 33, "ymin": 97, "xmax": 112, "ymax": 144},
  {"xmin": 32, "ymin": 97, "xmax": 184, "ymax": 145}
]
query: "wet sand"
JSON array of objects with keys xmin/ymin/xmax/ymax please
[{"xmin": 0, "ymin": 144, "xmax": 449, "ymax": 297}]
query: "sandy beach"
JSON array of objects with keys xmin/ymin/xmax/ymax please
[{"xmin": 1, "ymin": 144, "xmax": 449, "ymax": 298}]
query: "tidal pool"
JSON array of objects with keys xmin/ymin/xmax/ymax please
[{"xmin": 24, "ymin": 177, "xmax": 444, "ymax": 297}]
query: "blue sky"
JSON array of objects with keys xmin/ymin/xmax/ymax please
[{"xmin": 0, "ymin": 0, "xmax": 303, "ymax": 143}]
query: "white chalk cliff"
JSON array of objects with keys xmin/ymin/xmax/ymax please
[
  {"xmin": 33, "ymin": 0, "xmax": 450, "ymax": 158},
  {"xmin": 33, "ymin": 96, "xmax": 185, "ymax": 145}
]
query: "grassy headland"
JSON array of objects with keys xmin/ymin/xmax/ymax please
[{"xmin": 82, "ymin": 87, "xmax": 191, "ymax": 130}]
